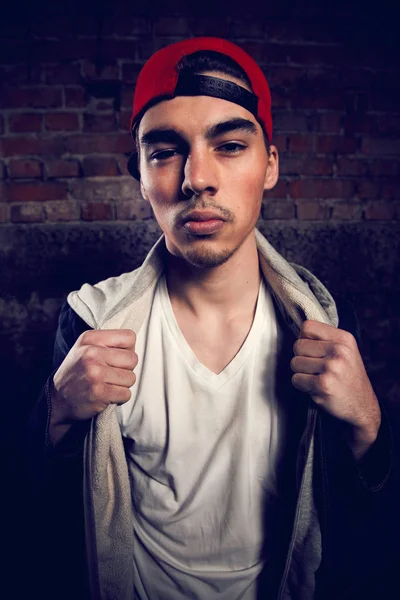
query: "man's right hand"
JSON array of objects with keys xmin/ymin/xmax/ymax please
[{"xmin": 49, "ymin": 329, "xmax": 138, "ymax": 445}]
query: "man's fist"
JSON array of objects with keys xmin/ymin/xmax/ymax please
[
  {"xmin": 50, "ymin": 329, "xmax": 138, "ymax": 444},
  {"xmin": 290, "ymin": 320, "xmax": 381, "ymax": 459}
]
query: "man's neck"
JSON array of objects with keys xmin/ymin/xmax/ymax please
[{"xmin": 165, "ymin": 233, "xmax": 261, "ymax": 322}]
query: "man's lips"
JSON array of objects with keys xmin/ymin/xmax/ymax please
[
  {"xmin": 182, "ymin": 210, "xmax": 226, "ymax": 223},
  {"xmin": 181, "ymin": 211, "xmax": 226, "ymax": 235}
]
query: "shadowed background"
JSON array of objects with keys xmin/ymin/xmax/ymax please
[{"xmin": 1, "ymin": 0, "xmax": 399, "ymax": 594}]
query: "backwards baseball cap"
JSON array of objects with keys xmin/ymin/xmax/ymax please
[{"xmin": 127, "ymin": 37, "xmax": 272, "ymax": 180}]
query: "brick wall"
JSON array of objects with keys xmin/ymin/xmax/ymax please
[
  {"xmin": 0, "ymin": 2, "xmax": 399, "ymax": 412},
  {"xmin": 1, "ymin": 3, "xmax": 399, "ymax": 592},
  {"xmin": 1, "ymin": 2, "xmax": 399, "ymax": 225}
]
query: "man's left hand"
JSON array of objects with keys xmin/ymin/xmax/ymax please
[{"xmin": 290, "ymin": 320, "xmax": 381, "ymax": 460}]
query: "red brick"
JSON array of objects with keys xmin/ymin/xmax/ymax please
[
  {"xmin": 267, "ymin": 67, "xmax": 303, "ymax": 87},
  {"xmin": 288, "ymin": 134, "xmax": 315, "ymax": 153},
  {"xmin": 82, "ymin": 157, "xmax": 119, "ymax": 177},
  {"xmin": 82, "ymin": 60, "xmax": 119, "ymax": 81},
  {"xmin": 331, "ymin": 202, "xmax": 362, "ymax": 220},
  {"xmin": 1, "ymin": 136, "xmax": 65, "ymax": 157},
  {"xmin": 303, "ymin": 157, "xmax": 334, "ymax": 176},
  {"xmin": 377, "ymin": 115, "xmax": 400, "ymax": 135},
  {"xmin": 45, "ymin": 63, "xmax": 81, "ymax": 84},
  {"xmin": 0, "ymin": 114, "xmax": 3, "ymax": 135},
  {"xmin": 274, "ymin": 111, "xmax": 308, "ymax": 133},
  {"xmin": 45, "ymin": 200, "xmax": 80, "ymax": 222},
  {"xmin": 364, "ymin": 202, "xmax": 396, "ymax": 220},
  {"xmin": 239, "ymin": 42, "xmax": 268, "ymax": 65},
  {"xmin": 155, "ymin": 17, "xmax": 190, "ymax": 36},
  {"xmin": 82, "ymin": 202, "xmax": 114, "ymax": 221},
  {"xmin": 382, "ymin": 183, "xmax": 398, "ymax": 200},
  {"xmin": 66, "ymin": 134, "xmax": 132, "ymax": 154},
  {"xmin": 270, "ymin": 86, "xmax": 289, "ymax": 109},
  {"xmin": 361, "ymin": 137, "xmax": 400, "ymax": 156},
  {"xmin": 337, "ymin": 158, "xmax": 368, "ymax": 177},
  {"xmin": 65, "ymin": 87, "xmax": 86, "ymax": 108},
  {"xmin": 0, "ymin": 87, "xmax": 63, "ymax": 109},
  {"xmin": 83, "ymin": 114, "xmax": 116, "ymax": 133},
  {"xmin": 272, "ymin": 134, "xmax": 287, "ymax": 152},
  {"xmin": 369, "ymin": 159, "xmax": 398, "ymax": 178},
  {"xmin": 297, "ymin": 201, "xmax": 330, "ymax": 220},
  {"xmin": 0, "ymin": 204, "xmax": 9, "ymax": 222},
  {"xmin": 5, "ymin": 181, "xmax": 68, "ymax": 202},
  {"xmin": 0, "ymin": 162, "xmax": 5, "ymax": 179},
  {"xmin": 8, "ymin": 159, "xmax": 42, "ymax": 179},
  {"xmin": 290, "ymin": 178, "xmax": 355, "ymax": 199},
  {"xmin": 343, "ymin": 114, "xmax": 377, "ymax": 136},
  {"xmin": 317, "ymin": 135, "xmax": 357, "ymax": 154},
  {"xmin": 45, "ymin": 160, "xmax": 80, "ymax": 178},
  {"xmin": 294, "ymin": 89, "xmax": 345, "ymax": 111},
  {"xmin": 119, "ymin": 110, "xmax": 132, "ymax": 131},
  {"xmin": 10, "ymin": 203, "xmax": 45, "ymax": 223},
  {"xmin": 96, "ymin": 100, "xmax": 114, "ymax": 112},
  {"xmin": 279, "ymin": 156, "xmax": 304, "ymax": 176},
  {"xmin": 44, "ymin": 112, "xmax": 80, "ymax": 132},
  {"xmin": 264, "ymin": 180, "xmax": 288, "ymax": 199},
  {"xmin": 262, "ymin": 200, "xmax": 295, "ymax": 219},
  {"xmin": 8, "ymin": 113, "xmax": 43, "ymax": 133},
  {"xmin": 116, "ymin": 200, "xmax": 153, "ymax": 220},
  {"xmin": 358, "ymin": 181, "xmax": 381, "ymax": 200},
  {"xmin": 121, "ymin": 86, "xmax": 135, "ymax": 110},
  {"xmin": 318, "ymin": 112, "xmax": 343, "ymax": 133}
]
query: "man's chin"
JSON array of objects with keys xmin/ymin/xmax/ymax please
[{"xmin": 180, "ymin": 244, "xmax": 236, "ymax": 269}]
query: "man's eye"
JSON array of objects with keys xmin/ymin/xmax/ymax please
[
  {"xmin": 218, "ymin": 142, "xmax": 247, "ymax": 154},
  {"xmin": 150, "ymin": 149, "xmax": 179, "ymax": 161}
]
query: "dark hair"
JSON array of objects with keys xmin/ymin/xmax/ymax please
[{"xmin": 176, "ymin": 50, "xmax": 253, "ymax": 89}]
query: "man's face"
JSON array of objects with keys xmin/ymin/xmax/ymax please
[{"xmin": 137, "ymin": 73, "xmax": 278, "ymax": 268}]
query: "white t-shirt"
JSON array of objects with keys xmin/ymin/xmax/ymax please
[{"xmin": 117, "ymin": 275, "xmax": 284, "ymax": 600}]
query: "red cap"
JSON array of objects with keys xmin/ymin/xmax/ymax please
[{"xmin": 130, "ymin": 37, "xmax": 272, "ymax": 141}]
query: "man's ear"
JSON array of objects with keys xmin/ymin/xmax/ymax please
[
  {"xmin": 264, "ymin": 145, "xmax": 279, "ymax": 191},
  {"xmin": 140, "ymin": 179, "xmax": 149, "ymax": 201}
]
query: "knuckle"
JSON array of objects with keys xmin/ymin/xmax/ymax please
[
  {"xmin": 78, "ymin": 330, "xmax": 93, "ymax": 346},
  {"xmin": 318, "ymin": 373, "xmax": 332, "ymax": 395},
  {"xmin": 81, "ymin": 344, "xmax": 98, "ymax": 362},
  {"xmin": 86, "ymin": 363, "xmax": 102, "ymax": 382}
]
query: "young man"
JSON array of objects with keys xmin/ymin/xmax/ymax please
[{"xmin": 31, "ymin": 38, "xmax": 393, "ymax": 600}]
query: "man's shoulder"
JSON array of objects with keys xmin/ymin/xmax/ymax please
[{"xmin": 66, "ymin": 234, "xmax": 166, "ymax": 329}]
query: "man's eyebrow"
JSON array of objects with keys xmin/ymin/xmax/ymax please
[
  {"xmin": 140, "ymin": 118, "xmax": 258, "ymax": 147},
  {"xmin": 205, "ymin": 118, "xmax": 257, "ymax": 139},
  {"xmin": 140, "ymin": 128, "xmax": 183, "ymax": 147}
]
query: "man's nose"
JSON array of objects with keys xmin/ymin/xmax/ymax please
[{"xmin": 181, "ymin": 147, "xmax": 218, "ymax": 198}]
